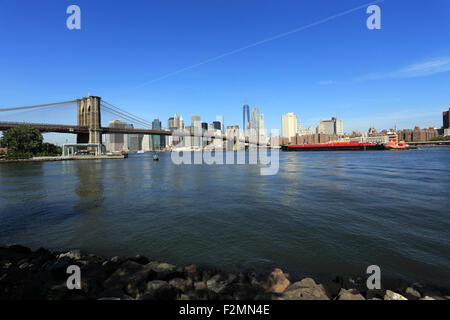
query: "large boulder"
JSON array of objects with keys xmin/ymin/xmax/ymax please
[
  {"xmin": 169, "ymin": 278, "xmax": 193, "ymax": 293},
  {"xmin": 145, "ymin": 261, "xmax": 183, "ymax": 281},
  {"xmin": 206, "ymin": 274, "xmax": 228, "ymax": 294},
  {"xmin": 263, "ymin": 269, "xmax": 290, "ymax": 293},
  {"xmin": 404, "ymin": 287, "xmax": 421, "ymax": 300},
  {"xmin": 280, "ymin": 278, "xmax": 329, "ymax": 300},
  {"xmin": 337, "ymin": 288, "xmax": 366, "ymax": 300},
  {"xmin": 137, "ymin": 280, "xmax": 177, "ymax": 300},
  {"xmin": 384, "ymin": 290, "xmax": 408, "ymax": 300},
  {"xmin": 103, "ymin": 260, "xmax": 144, "ymax": 290}
]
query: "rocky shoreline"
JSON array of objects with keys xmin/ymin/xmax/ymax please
[{"xmin": 0, "ymin": 245, "xmax": 448, "ymax": 300}]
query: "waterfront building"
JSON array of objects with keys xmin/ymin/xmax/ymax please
[
  {"xmin": 397, "ymin": 127, "xmax": 439, "ymax": 142},
  {"xmin": 297, "ymin": 119, "xmax": 314, "ymax": 136},
  {"xmin": 152, "ymin": 119, "xmax": 162, "ymax": 151},
  {"xmin": 108, "ymin": 120, "xmax": 127, "ymax": 152},
  {"xmin": 282, "ymin": 112, "xmax": 298, "ymax": 138},
  {"xmin": 444, "ymin": 108, "xmax": 450, "ymax": 129},
  {"xmin": 142, "ymin": 135, "xmax": 153, "ymax": 151},
  {"xmin": 317, "ymin": 117, "xmax": 343, "ymax": 136}
]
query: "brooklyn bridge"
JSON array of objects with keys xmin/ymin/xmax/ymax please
[
  {"xmin": 0, "ymin": 96, "xmax": 267, "ymax": 151},
  {"xmin": 0, "ymin": 96, "xmax": 174, "ymax": 145}
]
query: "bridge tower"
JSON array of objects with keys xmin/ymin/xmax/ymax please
[{"xmin": 77, "ymin": 96, "xmax": 102, "ymax": 144}]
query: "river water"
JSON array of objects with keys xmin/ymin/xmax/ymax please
[{"xmin": 0, "ymin": 148, "xmax": 449, "ymax": 286}]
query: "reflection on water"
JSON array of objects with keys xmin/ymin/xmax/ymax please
[
  {"xmin": 74, "ymin": 161, "xmax": 104, "ymax": 214},
  {"xmin": 0, "ymin": 148, "xmax": 449, "ymax": 287}
]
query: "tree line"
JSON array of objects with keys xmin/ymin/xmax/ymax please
[{"xmin": 0, "ymin": 125, "xmax": 62, "ymax": 160}]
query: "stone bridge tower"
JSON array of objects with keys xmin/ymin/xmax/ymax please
[{"xmin": 77, "ymin": 96, "xmax": 102, "ymax": 144}]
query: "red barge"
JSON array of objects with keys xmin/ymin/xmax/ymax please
[{"xmin": 281, "ymin": 140, "xmax": 386, "ymax": 152}]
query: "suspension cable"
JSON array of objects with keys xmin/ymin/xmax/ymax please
[
  {"xmin": 0, "ymin": 100, "xmax": 77, "ymax": 112},
  {"xmin": 102, "ymin": 100, "xmax": 154, "ymax": 127}
]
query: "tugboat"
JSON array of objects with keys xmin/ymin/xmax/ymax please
[{"xmin": 384, "ymin": 132, "xmax": 418, "ymax": 150}]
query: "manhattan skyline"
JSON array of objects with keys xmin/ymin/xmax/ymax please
[{"xmin": 1, "ymin": 0, "xmax": 449, "ymax": 138}]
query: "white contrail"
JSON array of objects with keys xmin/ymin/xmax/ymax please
[{"xmin": 132, "ymin": 0, "xmax": 384, "ymax": 89}]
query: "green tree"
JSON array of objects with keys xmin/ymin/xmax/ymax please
[
  {"xmin": 0, "ymin": 125, "xmax": 43, "ymax": 158},
  {"xmin": 38, "ymin": 142, "xmax": 62, "ymax": 156}
]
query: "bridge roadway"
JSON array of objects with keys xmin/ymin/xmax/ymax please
[{"xmin": 0, "ymin": 121, "xmax": 266, "ymax": 145}]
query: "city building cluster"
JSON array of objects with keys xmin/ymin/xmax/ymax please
[{"xmin": 104, "ymin": 106, "xmax": 450, "ymax": 153}]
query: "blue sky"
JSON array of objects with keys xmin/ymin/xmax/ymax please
[{"xmin": 1, "ymin": 0, "xmax": 449, "ymax": 144}]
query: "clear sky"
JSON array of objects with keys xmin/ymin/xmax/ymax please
[{"xmin": 1, "ymin": 0, "xmax": 449, "ymax": 144}]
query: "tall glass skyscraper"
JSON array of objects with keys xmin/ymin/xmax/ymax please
[
  {"xmin": 152, "ymin": 119, "xmax": 161, "ymax": 151},
  {"xmin": 243, "ymin": 105, "xmax": 250, "ymax": 132}
]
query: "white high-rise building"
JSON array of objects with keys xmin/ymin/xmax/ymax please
[
  {"xmin": 282, "ymin": 112, "xmax": 298, "ymax": 138},
  {"xmin": 259, "ymin": 113, "xmax": 265, "ymax": 138}
]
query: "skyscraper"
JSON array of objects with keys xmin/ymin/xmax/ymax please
[
  {"xmin": 108, "ymin": 120, "xmax": 127, "ymax": 152},
  {"xmin": 444, "ymin": 108, "xmax": 450, "ymax": 129},
  {"xmin": 259, "ymin": 113, "xmax": 265, "ymax": 138},
  {"xmin": 243, "ymin": 105, "xmax": 250, "ymax": 132},
  {"xmin": 152, "ymin": 119, "xmax": 162, "ymax": 151},
  {"xmin": 282, "ymin": 113, "xmax": 298, "ymax": 138},
  {"xmin": 180, "ymin": 116, "xmax": 185, "ymax": 130},
  {"xmin": 191, "ymin": 115, "xmax": 201, "ymax": 127},
  {"xmin": 167, "ymin": 117, "xmax": 175, "ymax": 131},
  {"xmin": 317, "ymin": 117, "xmax": 344, "ymax": 136},
  {"xmin": 174, "ymin": 113, "xmax": 180, "ymax": 129},
  {"xmin": 251, "ymin": 108, "xmax": 259, "ymax": 137}
]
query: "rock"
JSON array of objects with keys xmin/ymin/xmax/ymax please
[
  {"xmin": 194, "ymin": 281, "xmax": 207, "ymax": 291},
  {"xmin": 321, "ymin": 280, "xmax": 341, "ymax": 299},
  {"xmin": 226, "ymin": 282, "xmax": 265, "ymax": 300},
  {"xmin": 128, "ymin": 255, "xmax": 149, "ymax": 265},
  {"xmin": 281, "ymin": 278, "xmax": 329, "ymax": 300},
  {"xmin": 57, "ymin": 250, "xmax": 82, "ymax": 260},
  {"xmin": 184, "ymin": 264, "xmax": 198, "ymax": 280},
  {"xmin": 103, "ymin": 260, "xmax": 144, "ymax": 289},
  {"xmin": 47, "ymin": 257, "xmax": 74, "ymax": 281},
  {"xmin": 263, "ymin": 268, "xmax": 290, "ymax": 293},
  {"xmin": 365, "ymin": 289, "xmax": 385, "ymax": 300},
  {"xmin": 384, "ymin": 290, "xmax": 408, "ymax": 300},
  {"xmin": 169, "ymin": 278, "xmax": 192, "ymax": 292},
  {"xmin": 337, "ymin": 288, "xmax": 366, "ymax": 300},
  {"xmin": 206, "ymin": 274, "xmax": 227, "ymax": 294},
  {"xmin": 98, "ymin": 287, "xmax": 126, "ymax": 300},
  {"xmin": 145, "ymin": 261, "xmax": 182, "ymax": 280},
  {"xmin": 405, "ymin": 287, "xmax": 421, "ymax": 299},
  {"xmin": 422, "ymin": 292, "xmax": 445, "ymax": 300},
  {"xmin": 137, "ymin": 280, "xmax": 177, "ymax": 300},
  {"xmin": 420, "ymin": 296, "xmax": 436, "ymax": 300}
]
